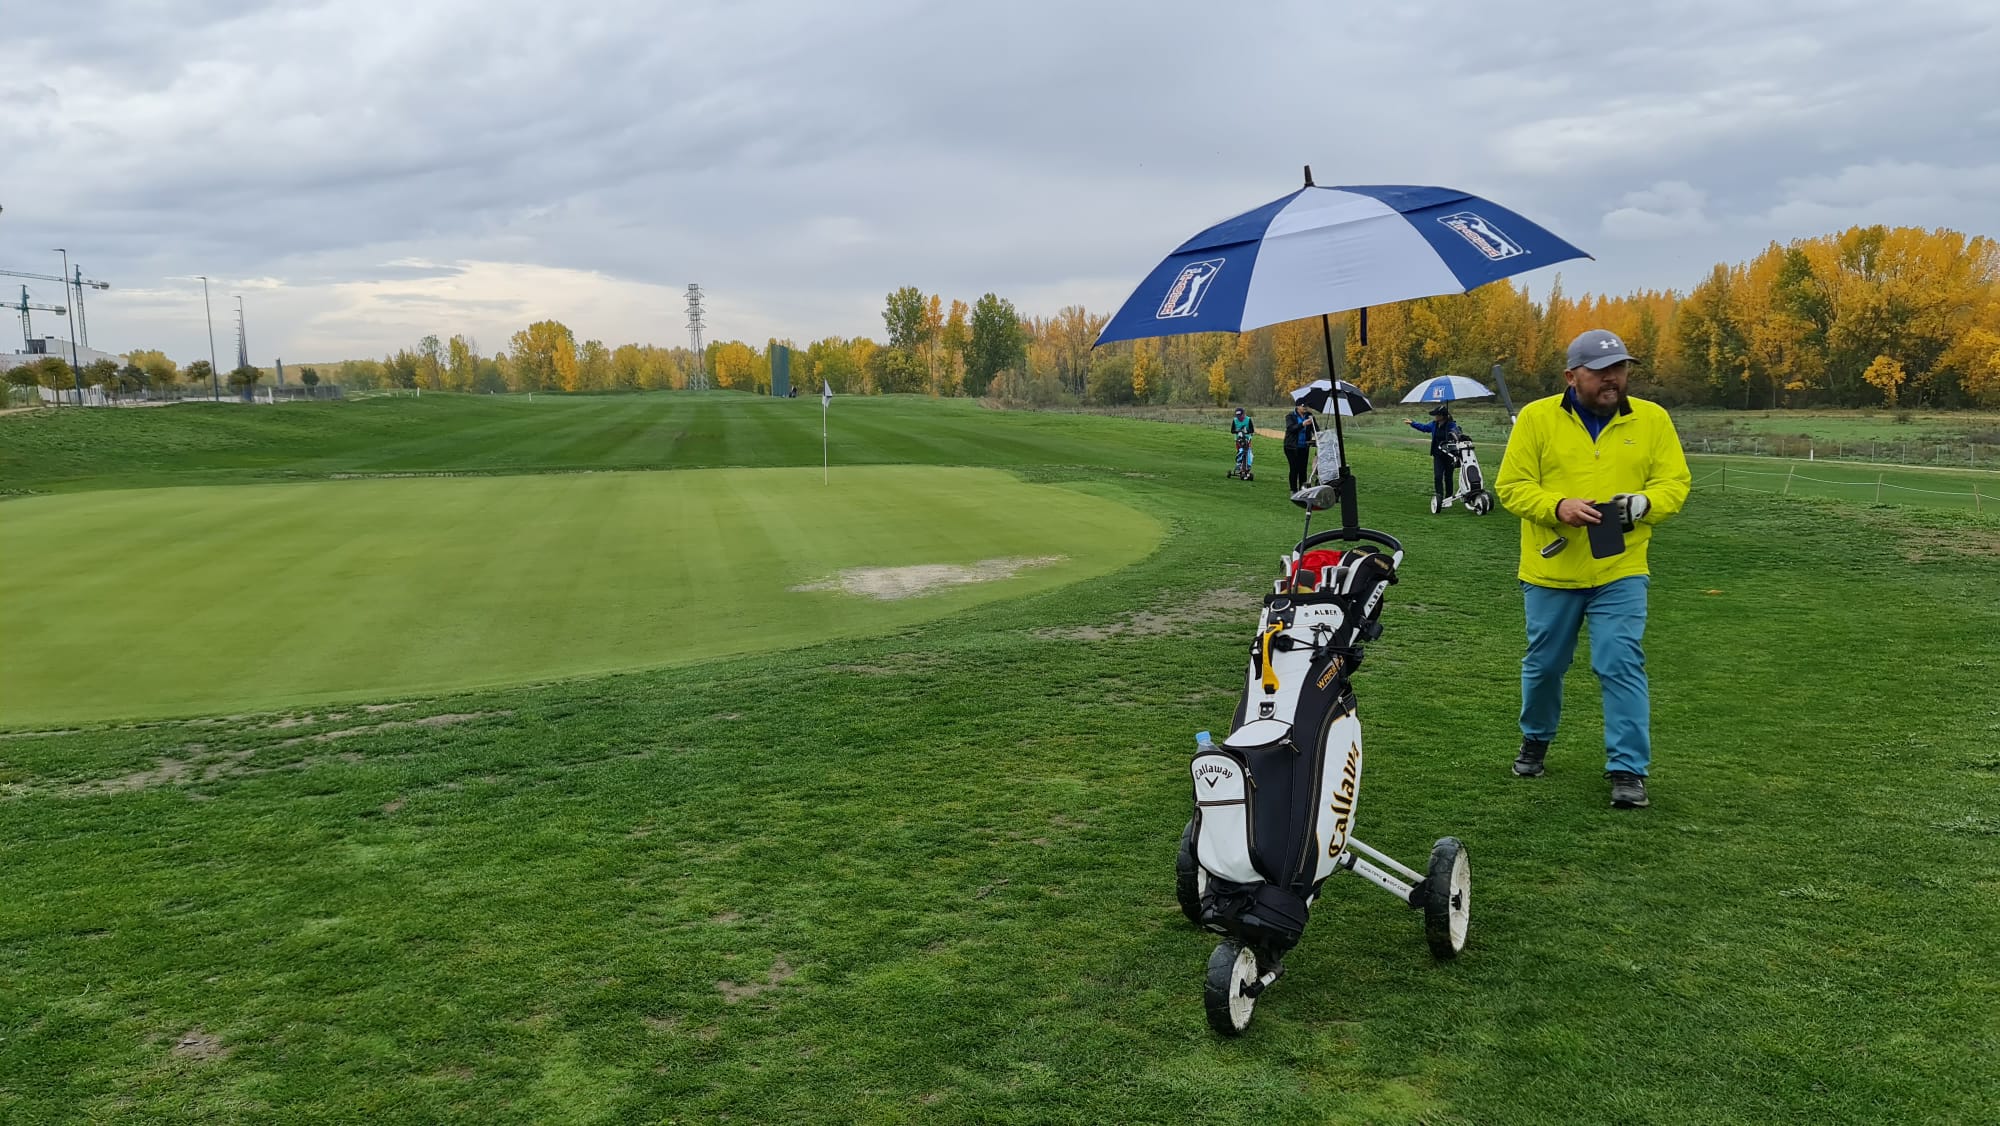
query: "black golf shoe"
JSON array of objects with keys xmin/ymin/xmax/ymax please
[
  {"xmin": 1607, "ymin": 771, "xmax": 1650, "ymax": 808},
  {"xmin": 1512, "ymin": 738, "xmax": 1549, "ymax": 778}
]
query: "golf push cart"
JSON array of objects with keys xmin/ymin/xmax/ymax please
[
  {"xmin": 1431, "ymin": 433, "xmax": 1496, "ymax": 515},
  {"xmin": 1228, "ymin": 433, "xmax": 1255, "ymax": 481},
  {"xmin": 1176, "ymin": 416, "xmax": 1470, "ymax": 1037}
]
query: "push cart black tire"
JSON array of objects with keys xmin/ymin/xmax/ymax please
[
  {"xmin": 1175, "ymin": 819, "xmax": 1206, "ymax": 925},
  {"xmin": 1428, "ymin": 495, "xmax": 1441, "ymax": 514},
  {"xmin": 1204, "ymin": 941, "xmax": 1258, "ymax": 1035},
  {"xmin": 1423, "ymin": 837, "xmax": 1471, "ymax": 959}
]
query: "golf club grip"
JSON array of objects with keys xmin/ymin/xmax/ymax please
[{"xmin": 1299, "ymin": 528, "xmax": 1402, "ymax": 555}]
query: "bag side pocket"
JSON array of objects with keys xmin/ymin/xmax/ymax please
[{"xmin": 1191, "ymin": 751, "xmax": 1260, "ymax": 884}]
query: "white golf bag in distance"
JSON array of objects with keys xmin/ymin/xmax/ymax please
[
  {"xmin": 1432, "ymin": 435, "xmax": 1495, "ymax": 515},
  {"xmin": 1176, "ymin": 526, "xmax": 1472, "ymax": 1036}
]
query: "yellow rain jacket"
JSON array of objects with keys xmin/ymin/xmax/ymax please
[{"xmin": 1494, "ymin": 391, "xmax": 1691, "ymax": 588}]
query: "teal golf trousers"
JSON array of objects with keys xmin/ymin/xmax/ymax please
[{"xmin": 1520, "ymin": 576, "xmax": 1650, "ymax": 776}]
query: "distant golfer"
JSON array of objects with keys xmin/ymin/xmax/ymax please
[
  {"xmin": 1283, "ymin": 403, "xmax": 1317, "ymax": 493},
  {"xmin": 1230, "ymin": 407, "xmax": 1256, "ymax": 442},
  {"xmin": 1493, "ymin": 330, "xmax": 1692, "ymax": 809},
  {"xmin": 1407, "ymin": 404, "xmax": 1465, "ymax": 507}
]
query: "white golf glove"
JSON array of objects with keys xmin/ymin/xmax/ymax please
[{"xmin": 1613, "ymin": 493, "xmax": 1650, "ymax": 531}]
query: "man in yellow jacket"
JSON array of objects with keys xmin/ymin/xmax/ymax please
[{"xmin": 1494, "ymin": 330, "xmax": 1692, "ymax": 809}]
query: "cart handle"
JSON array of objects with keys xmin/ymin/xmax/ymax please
[{"xmin": 1298, "ymin": 527, "xmax": 1404, "ymax": 570}]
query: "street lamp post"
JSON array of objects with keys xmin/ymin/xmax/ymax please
[
  {"xmin": 197, "ymin": 275, "xmax": 220, "ymax": 400},
  {"xmin": 55, "ymin": 248, "xmax": 82, "ymax": 406}
]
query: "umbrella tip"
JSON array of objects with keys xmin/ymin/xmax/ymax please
[{"xmin": 1303, "ymin": 164, "xmax": 1315, "ymax": 187}]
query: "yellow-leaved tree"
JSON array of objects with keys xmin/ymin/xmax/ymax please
[
  {"xmin": 1130, "ymin": 340, "xmax": 1156, "ymax": 402},
  {"xmin": 446, "ymin": 334, "xmax": 477, "ymax": 392},
  {"xmin": 1861, "ymin": 354, "xmax": 1907, "ymax": 406},
  {"xmin": 709, "ymin": 341, "xmax": 760, "ymax": 391},
  {"xmin": 1207, "ymin": 353, "xmax": 1230, "ymax": 406},
  {"xmin": 507, "ymin": 321, "xmax": 578, "ymax": 392}
]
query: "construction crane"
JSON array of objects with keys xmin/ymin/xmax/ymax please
[
  {"xmin": 0, "ymin": 266, "xmax": 109, "ymax": 346},
  {"xmin": 14, "ymin": 286, "xmax": 68, "ymax": 351}
]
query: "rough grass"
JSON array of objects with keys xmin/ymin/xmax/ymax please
[{"xmin": 1, "ymin": 393, "xmax": 1996, "ymax": 1123}]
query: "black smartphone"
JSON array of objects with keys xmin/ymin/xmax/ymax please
[{"xmin": 1586, "ymin": 502, "xmax": 1625, "ymax": 558}]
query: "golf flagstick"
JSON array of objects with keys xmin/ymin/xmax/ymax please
[{"xmin": 821, "ymin": 380, "xmax": 832, "ymax": 485}]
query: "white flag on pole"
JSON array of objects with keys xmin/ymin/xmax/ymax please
[{"xmin": 821, "ymin": 380, "xmax": 833, "ymax": 407}]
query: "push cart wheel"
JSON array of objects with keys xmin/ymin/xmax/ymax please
[
  {"xmin": 1423, "ymin": 837, "xmax": 1471, "ymax": 959},
  {"xmin": 1471, "ymin": 492, "xmax": 1494, "ymax": 515},
  {"xmin": 1204, "ymin": 941, "xmax": 1259, "ymax": 1035},
  {"xmin": 1175, "ymin": 819, "xmax": 1207, "ymax": 925},
  {"xmin": 1428, "ymin": 495, "xmax": 1441, "ymax": 514}
]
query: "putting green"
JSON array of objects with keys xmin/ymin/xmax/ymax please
[{"xmin": 0, "ymin": 467, "xmax": 1162, "ymax": 725}]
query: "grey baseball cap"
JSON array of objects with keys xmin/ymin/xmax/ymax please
[{"xmin": 1567, "ymin": 329, "xmax": 1637, "ymax": 371}]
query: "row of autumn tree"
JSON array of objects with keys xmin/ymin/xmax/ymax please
[
  {"xmin": 315, "ymin": 291, "xmax": 1039, "ymax": 399},
  {"xmin": 35, "ymin": 224, "xmax": 1992, "ymax": 409},
  {"xmin": 447, "ymin": 224, "xmax": 1997, "ymax": 410},
  {"xmin": 1077, "ymin": 223, "xmax": 1999, "ymax": 410}
]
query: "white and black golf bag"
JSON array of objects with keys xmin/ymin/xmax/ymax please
[
  {"xmin": 1186, "ymin": 538, "xmax": 1398, "ymax": 959},
  {"xmin": 1435, "ymin": 436, "xmax": 1495, "ymax": 515}
]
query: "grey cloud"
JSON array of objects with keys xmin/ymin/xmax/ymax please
[{"xmin": 7, "ymin": 0, "xmax": 1997, "ymax": 363}]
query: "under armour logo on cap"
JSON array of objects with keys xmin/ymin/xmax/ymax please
[{"xmin": 1567, "ymin": 329, "xmax": 1637, "ymax": 371}]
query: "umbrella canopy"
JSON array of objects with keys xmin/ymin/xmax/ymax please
[
  {"xmin": 1095, "ymin": 183, "xmax": 1589, "ymax": 346},
  {"xmin": 1290, "ymin": 379, "xmax": 1373, "ymax": 416},
  {"xmin": 1398, "ymin": 375, "xmax": 1494, "ymax": 405}
]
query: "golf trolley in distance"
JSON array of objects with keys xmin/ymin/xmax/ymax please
[
  {"xmin": 1228, "ymin": 435, "xmax": 1255, "ymax": 481},
  {"xmin": 1430, "ymin": 435, "xmax": 1495, "ymax": 515},
  {"xmin": 1176, "ymin": 487, "xmax": 1469, "ymax": 1036}
]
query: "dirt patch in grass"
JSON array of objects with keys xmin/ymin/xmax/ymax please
[
  {"xmin": 170, "ymin": 1028, "xmax": 231, "ymax": 1062},
  {"xmin": 715, "ymin": 957, "xmax": 796, "ymax": 1003},
  {"xmin": 792, "ymin": 556, "xmax": 1065, "ymax": 600},
  {"xmin": 278, "ymin": 711, "xmax": 511, "ymax": 746},
  {"xmin": 1033, "ymin": 587, "xmax": 1263, "ymax": 641},
  {"xmin": 19, "ymin": 712, "xmax": 516, "ymax": 798},
  {"xmin": 76, "ymin": 746, "xmax": 258, "ymax": 796}
]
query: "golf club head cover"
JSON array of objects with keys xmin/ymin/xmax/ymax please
[{"xmin": 1612, "ymin": 492, "xmax": 1650, "ymax": 531}]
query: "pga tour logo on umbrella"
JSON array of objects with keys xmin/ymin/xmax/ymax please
[
  {"xmin": 1438, "ymin": 212, "xmax": 1525, "ymax": 261},
  {"xmin": 1156, "ymin": 258, "xmax": 1225, "ymax": 319}
]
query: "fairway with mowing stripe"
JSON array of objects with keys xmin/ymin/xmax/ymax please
[
  {"xmin": 0, "ymin": 466, "xmax": 1160, "ymax": 724},
  {"xmin": 2, "ymin": 393, "xmax": 1995, "ymax": 1125}
]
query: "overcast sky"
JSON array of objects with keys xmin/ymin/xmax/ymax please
[{"xmin": 5, "ymin": 0, "xmax": 1997, "ymax": 366}]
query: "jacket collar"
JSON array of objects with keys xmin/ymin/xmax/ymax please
[{"xmin": 1562, "ymin": 386, "xmax": 1633, "ymax": 419}]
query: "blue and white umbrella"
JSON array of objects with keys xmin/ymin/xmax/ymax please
[
  {"xmin": 1399, "ymin": 375, "xmax": 1493, "ymax": 405},
  {"xmin": 1095, "ymin": 178, "xmax": 1589, "ymax": 346},
  {"xmin": 1091, "ymin": 169, "xmax": 1585, "ymax": 532}
]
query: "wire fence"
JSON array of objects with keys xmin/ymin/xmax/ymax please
[
  {"xmin": 1687, "ymin": 459, "xmax": 1994, "ymax": 515},
  {"xmin": 1684, "ymin": 434, "xmax": 1998, "ymax": 470}
]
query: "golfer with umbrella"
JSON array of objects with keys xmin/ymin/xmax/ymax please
[
  {"xmin": 1493, "ymin": 330, "xmax": 1692, "ymax": 809},
  {"xmin": 1289, "ymin": 378, "xmax": 1371, "ymax": 500},
  {"xmin": 1401, "ymin": 375, "xmax": 1492, "ymax": 510}
]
